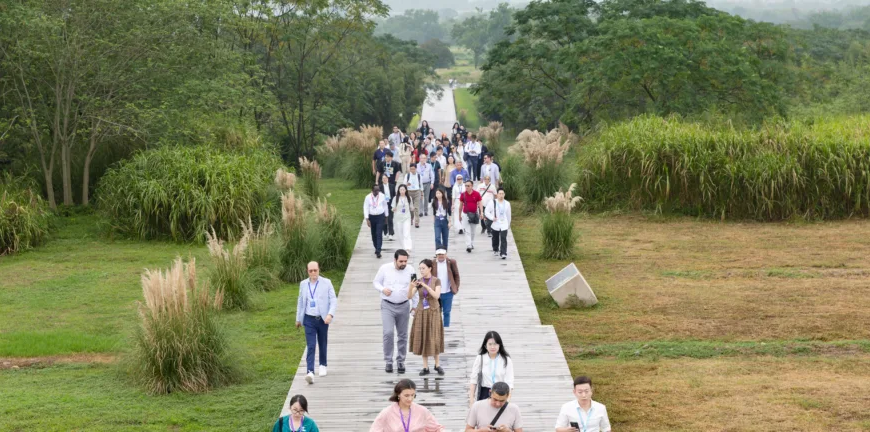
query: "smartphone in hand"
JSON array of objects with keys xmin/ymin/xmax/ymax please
[{"xmin": 570, "ymin": 422, "xmax": 580, "ymax": 430}]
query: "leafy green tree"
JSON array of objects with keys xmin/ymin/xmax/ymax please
[
  {"xmin": 420, "ymin": 39, "xmax": 456, "ymax": 68},
  {"xmin": 451, "ymin": 3, "xmax": 516, "ymax": 68},
  {"xmin": 376, "ymin": 9, "xmax": 447, "ymax": 43}
]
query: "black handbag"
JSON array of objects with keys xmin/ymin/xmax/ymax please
[{"xmin": 466, "ymin": 211, "xmax": 480, "ymax": 224}]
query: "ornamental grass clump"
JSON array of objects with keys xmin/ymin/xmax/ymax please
[
  {"xmin": 541, "ymin": 184, "xmax": 582, "ymax": 260},
  {"xmin": 317, "ymin": 135, "xmax": 343, "ymax": 177},
  {"xmin": 274, "ymin": 168, "xmax": 296, "ymax": 190},
  {"xmin": 298, "ymin": 157, "xmax": 323, "ymax": 199},
  {"xmin": 279, "ymin": 191, "xmax": 315, "ymax": 282},
  {"xmin": 579, "ymin": 114, "xmax": 870, "ymax": 220},
  {"xmin": 336, "ymin": 125, "xmax": 380, "ymax": 188},
  {"xmin": 239, "ymin": 217, "xmax": 281, "ymax": 292},
  {"xmin": 478, "ymin": 121, "xmax": 504, "ymax": 157},
  {"xmin": 314, "ymin": 198, "xmax": 350, "ymax": 271},
  {"xmin": 206, "ymin": 228, "xmax": 254, "ymax": 310},
  {"xmin": 131, "ymin": 257, "xmax": 238, "ymax": 395},
  {"xmin": 0, "ymin": 174, "xmax": 51, "ymax": 255},
  {"xmin": 509, "ymin": 123, "xmax": 576, "ymax": 207},
  {"xmin": 97, "ymin": 146, "xmax": 282, "ymax": 241}
]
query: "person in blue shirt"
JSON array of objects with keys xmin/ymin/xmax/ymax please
[
  {"xmin": 295, "ymin": 261, "xmax": 337, "ymax": 384},
  {"xmin": 273, "ymin": 394, "xmax": 321, "ymax": 432}
]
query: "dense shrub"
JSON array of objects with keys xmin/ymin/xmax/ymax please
[
  {"xmin": 541, "ymin": 184, "xmax": 581, "ymax": 260},
  {"xmin": 579, "ymin": 115, "xmax": 870, "ymax": 220},
  {"xmin": 317, "ymin": 125, "xmax": 381, "ymax": 186},
  {"xmin": 0, "ymin": 174, "xmax": 51, "ymax": 255},
  {"xmin": 131, "ymin": 257, "xmax": 238, "ymax": 394},
  {"xmin": 314, "ymin": 199, "xmax": 351, "ymax": 271},
  {"xmin": 97, "ymin": 146, "xmax": 282, "ymax": 241},
  {"xmin": 240, "ymin": 218, "xmax": 281, "ymax": 292},
  {"xmin": 499, "ymin": 154, "xmax": 524, "ymax": 201}
]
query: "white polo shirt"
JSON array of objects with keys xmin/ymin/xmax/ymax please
[{"xmin": 555, "ymin": 400, "xmax": 611, "ymax": 432}]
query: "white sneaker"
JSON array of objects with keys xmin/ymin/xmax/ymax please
[
  {"xmin": 305, "ymin": 372, "xmax": 314, "ymax": 384},
  {"xmin": 319, "ymin": 365, "xmax": 327, "ymax": 377}
]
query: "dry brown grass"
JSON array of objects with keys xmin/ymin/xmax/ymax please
[
  {"xmin": 514, "ymin": 215, "xmax": 870, "ymax": 342},
  {"xmin": 280, "ymin": 191, "xmax": 305, "ymax": 231},
  {"xmin": 579, "ymin": 356, "xmax": 870, "ymax": 431}
]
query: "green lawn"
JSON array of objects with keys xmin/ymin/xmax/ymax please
[
  {"xmin": 454, "ymin": 88, "xmax": 481, "ymax": 130},
  {"xmin": 434, "ymin": 46, "xmax": 482, "ymax": 85},
  {"xmin": 0, "ymin": 178, "xmax": 366, "ymax": 431}
]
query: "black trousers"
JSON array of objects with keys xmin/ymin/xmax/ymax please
[
  {"xmin": 369, "ymin": 214, "xmax": 385, "ymax": 253},
  {"xmin": 491, "ymin": 229, "xmax": 508, "ymax": 255},
  {"xmin": 383, "ymin": 183, "xmax": 396, "ymax": 236}
]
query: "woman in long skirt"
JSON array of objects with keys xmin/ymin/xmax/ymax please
[{"xmin": 408, "ymin": 259, "xmax": 444, "ymax": 376}]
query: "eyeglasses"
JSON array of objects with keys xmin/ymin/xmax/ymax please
[
  {"xmin": 307, "ymin": 269, "xmax": 318, "ymax": 273},
  {"xmin": 290, "ymin": 408, "xmax": 305, "ymax": 415}
]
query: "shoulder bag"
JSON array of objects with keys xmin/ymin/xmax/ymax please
[
  {"xmin": 475, "ymin": 354, "xmax": 483, "ymax": 399},
  {"xmin": 490, "ymin": 402, "xmax": 509, "ymax": 428}
]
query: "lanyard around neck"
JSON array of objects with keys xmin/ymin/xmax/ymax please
[
  {"xmin": 576, "ymin": 404, "xmax": 593, "ymax": 432},
  {"xmin": 490, "ymin": 355, "xmax": 499, "ymax": 385},
  {"xmin": 398, "ymin": 403, "xmax": 411, "ymax": 432},
  {"xmin": 308, "ymin": 279, "xmax": 318, "ymax": 299},
  {"xmin": 289, "ymin": 415, "xmax": 304, "ymax": 432}
]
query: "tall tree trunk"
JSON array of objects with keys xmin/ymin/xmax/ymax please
[
  {"xmin": 61, "ymin": 140, "xmax": 73, "ymax": 206},
  {"xmin": 81, "ymin": 121, "xmax": 100, "ymax": 206}
]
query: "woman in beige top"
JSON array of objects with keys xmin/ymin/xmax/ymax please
[{"xmin": 399, "ymin": 138, "xmax": 413, "ymax": 174}]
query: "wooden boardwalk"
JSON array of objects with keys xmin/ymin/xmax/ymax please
[{"xmin": 280, "ymin": 86, "xmax": 573, "ymax": 431}]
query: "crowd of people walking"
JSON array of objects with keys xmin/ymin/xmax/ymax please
[{"xmin": 274, "ymin": 121, "xmax": 611, "ymax": 432}]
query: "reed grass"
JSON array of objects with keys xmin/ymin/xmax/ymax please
[
  {"xmin": 509, "ymin": 124, "xmax": 577, "ymax": 207},
  {"xmin": 298, "ymin": 157, "xmax": 323, "ymax": 199},
  {"xmin": 131, "ymin": 257, "xmax": 238, "ymax": 394},
  {"xmin": 97, "ymin": 146, "xmax": 282, "ymax": 241},
  {"xmin": 239, "ymin": 217, "xmax": 281, "ymax": 292},
  {"xmin": 541, "ymin": 184, "xmax": 581, "ymax": 260},
  {"xmin": 0, "ymin": 174, "xmax": 51, "ymax": 255},
  {"xmin": 279, "ymin": 191, "xmax": 315, "ymax": 282},
  {"xmin": 579, "ymin": 114, "xmax": 870, "ymax": 220},
  {"xmin": 313, "ymin": 198, "xmax": 351, "ymax": 271},
  {"xmin": 206, "ymin": 228, "xmax": 254, "ymax": 310},
  {"xmin": 499, "ymin": 154, "xmax": 524, "ymax": 201},
  {"xmin": 478, "ymin": 121, "xmax": 504, "ymax": 157}
]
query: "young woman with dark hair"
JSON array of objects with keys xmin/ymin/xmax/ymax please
[
  {"xmin": 418, "ymin": 120, "xmax": 431, "ymax": 138},
  {"xmin": 371, "ymin": 379, "xmax": 444, "ymax": 431},
  {"xmin": 408, "ymin": 259, "xmax": 444, "ymax": 376},
  {"xmin": 468, "ymin": 330, "xmax": 515, "ymax": 405},
  {"xmin": 272, "ymin": 394, "xmax": 321, "ymax": 431},
  {"xmin": 431, "ymin": 188, "xmax": 452, "ymax": 250},
  {"xmin": 391, "ymin": 184, "xmax": 414, "ymax": 253}
]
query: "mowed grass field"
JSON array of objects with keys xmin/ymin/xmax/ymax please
[
  {"xmin": 434, "ymin": 46, "xmax": 481, "ymax": 85},
  {"xmin": 512, "ymin": 212, "xmax": 870, "ymax": 431},
  {"xmin": 0, "ymin": 178, "xmax": 367, "ymax": 431}
]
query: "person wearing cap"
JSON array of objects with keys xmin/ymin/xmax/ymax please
[{"xmin": 432, "ymin": 249, "xmax": 460, "ymax": 327}]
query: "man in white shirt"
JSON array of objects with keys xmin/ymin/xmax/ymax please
[
  {"xmin": 481, "ymin": 153, "xmax": 501, "ymax": 186},
  {"xmin": 373, "ymin": 249, "xmax": 414, "ymax": 374},
  {"xmin": 432, "ymin": 249, "xmax": 460, "ymax": 327},
  {"xmin": 465, "ymin": 134, "xmax": 482, "ymax": 182},
  {"xmin": 364, "ymin": 184, "xmax": 389, "ymax": 259},
  {"xmin": 555, "ymin": 376, "xmax": 612, "ymax": 432},
  {"xmin": 405, "ymin": 164, "xmax": 423, "ymax": 228},
  {"xmin": 417, "ymin": 154, "xmax": 434, "ymax": 217}
]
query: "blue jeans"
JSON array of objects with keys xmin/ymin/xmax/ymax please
[
  {"xmin": 434, "ymin": 216, "xmax": 449, "ymax": 250},
  {"xmin": 439, "ymin": 291, "xmax": 454, "ymax": 327},
  {"xmin": 467, "ymin": 155, "xmax": 480, "ymax": 181},
  {"xmin": 303, "ymin": 315, "xmax": 329, "ymax": 373}
]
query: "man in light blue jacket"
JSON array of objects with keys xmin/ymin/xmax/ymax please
[{"xmin": 296, "ymin": 261, "xmax": 337, "ymax": 384}]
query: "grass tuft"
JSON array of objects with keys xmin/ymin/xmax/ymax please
[{"xmin": 0, "ymin": 173, "xmax": 52, "ymax": 255}]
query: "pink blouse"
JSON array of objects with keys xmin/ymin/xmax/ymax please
[{"xmin": 369, "ymin": 403, "xmax": 444, "ymax": 432}]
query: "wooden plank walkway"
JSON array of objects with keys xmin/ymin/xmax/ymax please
[{"xmin": 280, "ymin": 86, "xmax": 574, "ymax": 431}]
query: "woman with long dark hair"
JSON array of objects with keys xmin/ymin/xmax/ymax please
[
  {"xmin": 370, "ymin": 379, "xmax": 444, "ymax": 431},
  {"xmin": 431, "ymin": 188, "xmax": 451, "ymax": 250},
  {"xmin": 391, "ymin": 184, "xmax": 414, "ymax": 253},
  {"xmin": 272, "ymin": 395, "xmax": 321, "ymax": 431},
  {"xmin": 468, "ymin": 331, "xmax": 515, "ymax": 406},
  {"xmin": 418, "ymin": 120, "xmax": 432, "ymax": 138}
]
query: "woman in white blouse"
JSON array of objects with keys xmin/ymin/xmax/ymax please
[
  {"xmin": 391, "ymin": 184, "xmax": 415, "ymax": 253},
  {"xmin": 468, "ymin": 330, "xmax": 515, "ymax": 406},
  {"xmin": 451, "ymin": 174, "xmax": 465, "ymax": 235},
  {"xmin": 484, "ymin": 188, "xmax": 511, "ymax": 259},
  {"xmin": 477, "ymin": 175, "xmax": 497, "ymax": 237}
]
